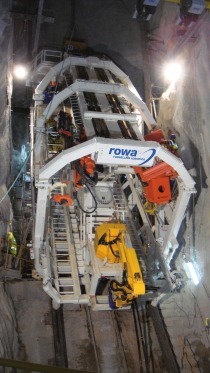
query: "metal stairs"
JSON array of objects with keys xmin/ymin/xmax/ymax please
[
  {"xmin": 68, "ymin": 205, "xmax": 85, "ymax": 275},
  {"xmin": 50, "ymin": 186, "xmax": 82, "ymax": 302},
  {"xmin": 51, "ymin": 204, "xmax": 75, "ymax": 296},
  {"xmin": 64, "ymin": 73, "xmax": 84, "ymax": 141}
]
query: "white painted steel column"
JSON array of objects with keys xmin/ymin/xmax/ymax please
[
  {"xmin": 34, "ymin": 184, "xmax": 50, "ymax": 275},
  {"xmin": 162, "ymin": 186, "xmax": 193, "ymax": 264}
]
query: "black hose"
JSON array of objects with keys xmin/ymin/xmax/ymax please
[
  {"xmin": 74, "ymin": 184, "xmax": 97, "ymax": 214},
  {"xmin": 142, "ymin": 304, "xmax": 155, "ymax": 373},
  {"xmin": 122, "ymin": 269, "xmax": 132, "ymax": 290},
  {"xmin": 98, "ymin": 232, "xmax": 121, "ymax": 246},
  {"xmin": 73, "ymin": 160, "xmax": 98, "ymax": 214},
  {"xmin": 74, "ymin": 160, "xmax": 98, "ymax": 187},
  {"xmin": 132, "ymin": 302, "xmax": 144, "ymax": 373},
  {"xmin": 134, "ymin": 300, "xmax": 150, "ymax": 373},
  {"xmin": 110, "ymin": 280, "xmax": 128, "ymax": 297},
  {"xmin": 109, "ymin": 244, "xmax": 120, "ymax": 258}
]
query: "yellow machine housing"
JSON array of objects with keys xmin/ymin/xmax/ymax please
[
  {"xmin": 94, "ymin": 223, "xmax": 145, "ymax": 308},
  {"xmin": 95, "ymin": 223, "xmax": 125, "ymax": 263}
]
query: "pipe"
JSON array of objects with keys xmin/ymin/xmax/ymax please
[
  {"xmin": 32, "ymin": 0, "xmax": 44, "ymax": 55},
  {"xmin": 0, "ymin": 357, "xmax": 93, "ymax": 373},
  {"xmin": 43, "ymin": 281, "xmax": 61, "ymax": 305}
]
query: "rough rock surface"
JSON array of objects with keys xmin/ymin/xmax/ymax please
[
  {"xmin": 149, "ymin": 5, "xmax": 210, "ymax": 371},
  {"xmin": 0, "ymin": 3, "xmax": 20, "ymax": 370}
]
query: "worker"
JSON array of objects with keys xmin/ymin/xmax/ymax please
[
  {"xmin": 80, "ymin": 127, "xmax": 87, "ymax": 142},
  {"xmin": 205, "ymin": 318, "xmax": 210, "ymax": 334},
  {"xmin": 169, "ymin": 134, "xmax": 178, "ymax": 152},
  {"xmin": 49, "ymin": 80, "xmax": 62, "ymax": 94},
  {"xmin": 7, "ymin": 232, "xmax": 17, "ymax": 256},
  {"xmin": 160, "ymin": 133, "xmax": 178, "ymax": 155},
  {"xmin": 43, "ymin": 89, "xmax": 54, "ymax": 104},
  {"xmin": 58, "ymin": 129, "xmax": 73, "ymax": 149},
  {"xmin": 58, "ymin": 111, "xmax": 72, "ymax": 131},
  {"xmin": 43, "ymin": 82, "xmax": 61, "ymax": 104},
  {"xmin": 53, "ymin": 194, "xmax": 73, "ymax": 206}
]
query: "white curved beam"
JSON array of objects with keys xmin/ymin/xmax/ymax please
[
  {"xmin": 155, "ymin": 147, "xmax": 195, "ymax": 190},
  {"xmin": 35, "ymin": 55, "xmax": 140, "ymax": 98},
  {"xmin": 39, "ymin": 138, "xmax": 99, "ymax": 180},
  {"xmin": 38, "ymin": 136, "xmax": 195, "ymax": 191},
  {"xmin": 36, "ymin": 80, "xmax": 156, "ymax": 130}
]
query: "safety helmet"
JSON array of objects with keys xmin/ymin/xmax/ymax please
[{"xmin": 170, "ymin": 134, "xmax": 176, "ymax": 140}]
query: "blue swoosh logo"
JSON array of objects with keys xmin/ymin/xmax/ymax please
[{"xmin": 138, "ymin": 148, "xmax": 156, "ymax": 165}]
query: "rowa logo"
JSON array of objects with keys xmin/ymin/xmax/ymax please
[
  {"xmin": 109, "ymin": 148, "xmax": 137, "ymax": 157},
  {"xmin": 138, "ymin": 148, "xmax": 156, "ymax": 165},
  {"xmin": 108, "ymin": 147, "xmax": 156, "ymax": 164}
]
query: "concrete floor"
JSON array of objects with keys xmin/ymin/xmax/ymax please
[{"xmin": 5, "ymin": 281, "xmax": 55, "ymax": 366}]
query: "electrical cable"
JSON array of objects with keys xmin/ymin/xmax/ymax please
[
  {"xmin": 73, "ymin": 160, "xmax": 98, "ymax": 214},
  {"xmin": 132, "ymin": 302, "xmax": 144, "ymax": 373},
  {"xmin": 98, "ymin": 232, "xmax": 121, "ymax": 247},
  {"xmin": 136, "ymin": 302, "xmax": 151, "ymax": 373},
  {"xmin": 181, "ymin": 336, "xmax": 202, "ymax": 373},
  {"xmin": 109, "ymin": 244, "xmax": 120, "ymax": 258},
  {"xmin": 0, "ymin": 63, "xmax": 63, "ymax": 205},
  {"xmin": 110, "ymin": 268, "xmax": 132, "ymax": 298},
  {"xmin": 121, "ymin": 265, "xmax": 133, "ymax": 291},
  {"xmin": 74, "ymin": 182, "xmax": 97, "ymax": 215},
  {"xmin": 98, "ymin": 231, "xmax": 121, "ymax": 258},
  {"xmin": 146, "ymin": 305, "xmax": 156, "ymax": 373},
  {"xmin": 0, "ymin": 150, "xmax": 31, "ymax": 205},
  {"xmin": 1, "ymin": 21, "xmax": 79, "ymax": 206},
  {"xmin": 110, "ymin": 281, "xmax": 128, "ymax": 298},
  {"xmin": 0, "ymin": 19, "xmax": 82, "ymax": 252}
]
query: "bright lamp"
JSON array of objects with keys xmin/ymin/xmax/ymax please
[
  {"xmin": 164, "ymin": 62, "xmax": 182, "ymax": 83},
  {"xmin": 13, "ymin": 64, "xmax": 28, "ymax": 80},
  {"xmin": 185, "ymin": 262, "xmax": 199, "ymax": 285}
]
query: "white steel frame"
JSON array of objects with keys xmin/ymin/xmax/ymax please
[{"xmin": 31, "ymin": 51, "xmax": 196, "ymax": 308}]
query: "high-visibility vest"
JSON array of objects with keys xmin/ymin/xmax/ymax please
[
  {"xmin": 7, "ymin": 232, "xmax": 17, "ymax": 256},
  {"xmin": 205, "ymin": 318, "xmax": 210, "ymax": 328}
]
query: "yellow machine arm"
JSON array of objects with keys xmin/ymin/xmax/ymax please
[{"xmin": 94, "ymin": 223, "xmax": 145, "ymax": 309}]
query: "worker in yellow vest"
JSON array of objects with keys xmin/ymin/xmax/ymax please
[{"xmin": 7, "ymin": 232, "xmax": 17, "ymax": 256}]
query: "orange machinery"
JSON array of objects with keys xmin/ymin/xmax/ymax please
[
  {"xmin": 73, "ymin": 156, "xmax": 96, "ymax": 189},
  {"xmin": 53, "ymin": 194, "xmax": 73, "ymax": 206},
  {"xmin": 133, "ymin": 128, "xmax": 178, "ymax": 205},
  {"xmin": 134, "ymin": 161, "xmax": 177, "ymax": 205}
]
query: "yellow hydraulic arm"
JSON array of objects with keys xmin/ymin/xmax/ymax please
[{"xmin": 94, "ymin": 223, "xmax": 145, "ymax": 308}]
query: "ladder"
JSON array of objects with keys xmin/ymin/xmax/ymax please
[
  {"xmin": 64, "ymin": 73, "xmax": 84, "ymax": 141},
  {"xmin": 70, "ymin": 93, "xmax": 84, "ymax": 141},
  {"xmin": 68, "ymin": 205, "xmax": 84, "ymax": 275},
  {"xmin": 50, "ymin": 200, "xmax": 81, "ymax": 300}
]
